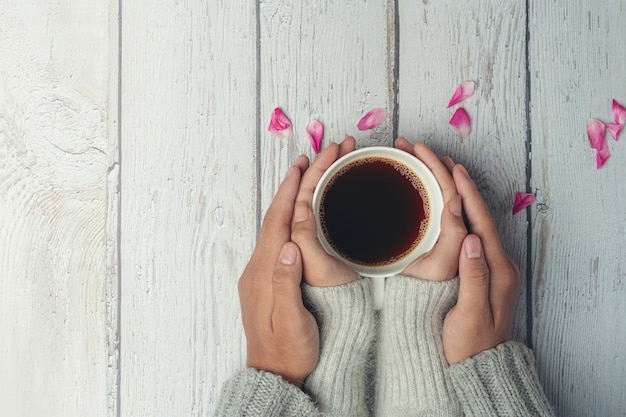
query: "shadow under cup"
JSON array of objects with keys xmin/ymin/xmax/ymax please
[{"xmin": 312, "ymin": 147, "xmax": 443, "ymax": 308}]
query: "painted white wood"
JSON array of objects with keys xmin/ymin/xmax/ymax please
[
  {"xmin": 259, "ymin": 0, "xmax": 396, "ymax": 214},
  {"xmin": 4, "ymin": 1, "xmax": 626, "ymax": 415},
  {"xmin": 120, "ymin": 1, "xmax": 257, "ymax": 416},
  {"xmin": 0, "ymin": 0, "xmax": 117, "ymax": 416},
  {"xmin": 529, "ymin": 1, "xmax": 626, "ymax": 415},
  {"xmin": 397, "ymin": 0, "xmax": 530, "ymax": 342}
]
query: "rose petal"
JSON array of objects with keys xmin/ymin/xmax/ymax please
[
  {"xmin": 606, "ymin": 123, "xmax": 622, "ymax": 141},
  {"xmin": 268, "ymin": 107, "xmax": 292, "ymax": 140},
  {"xmin": 357, "ymin": 108, "xmax": 387, "ymax": 131},
  {"xmin": 612, "ymin": 99, "xmax": 626, "ymax": 125},
  {"xmin": 586, "ymin": 119, "xmax": 605, "ymax": 150},
  {"xmin": 306, "ymin": 120, "xmax": 324, "ymax": 154},
  {"xmin": 449, "ymin": 107, "xmax": 471, "ymax": 139},
  {"xmin": 596, "ymin": 140, "xmax": 610, "ymax": 169},
  {"xmin": 512, "ymin": 192, "xmax": 536, "ymax": 215},
  {"xmin": 447, "ymin": 81, "xmax": 475, "ymax": 108}
]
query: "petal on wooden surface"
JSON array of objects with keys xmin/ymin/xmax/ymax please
[
  {"xmin": 357, "ymin": 108, "xmax": 387, "ymax": 131},
  {"xmin": 449, "ymin": 107, "xmax": 471, "ymax": 139},
  {"xmin": 606, "ymin": 123, "xmax": 622, "ymax": 141},
  {"xmin": 596, "ymin": 140, "xmax": 610, "ymax": 169},
  {"xmin": 306, "ymin": 120, "xmax": 324, "ymax": 154},
  {"xmin": 512, "ymin": 192, "xmax": 536, "ymax": 215},
  {"xmin": 447, "ymin": 81, "xmax": 475, "ymax": 108},
  {"xmin": 612, "ymin": 99, "xmax": 626, "ymax": 125},
  {"xmin": 586, "ymin": 119, "xmax": 605, "ymax": 149},
  {"xmin": 268, "ymin": 107, "xmax": 292, "ymax": 140}
]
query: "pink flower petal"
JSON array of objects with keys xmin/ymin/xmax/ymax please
[
  {"xmin": 306, "ymin": 120, "xmax": 324, "ymax": 154},
  {"xmin": 612, "ymin": 99, "xmax": 626, "ymax": 125},
  {"xmin": 357, "ymin": 108, "xmax": 387, "ymax": 131},
  {"xmin": 512, "ymin": 192, "xmax": 536, "ymax": 215},
  {"xmin": 596, "ymin": 140, "xmax": 610, "ymax": 169},
  {"xmin": 449, "ymin": 107, "xmax": 471, "ymax": 139},
  {"xmin": 606, "ymin": 123, "xmax": 622, "ymax": 141},
  {"xmin": 268, "ymin": 107, "xmax": 292, "ymax": 140},
  {"xmin": 586, "ymin": 119, "xmax": 605, "ymax": 150},
  {"xmin": 447, "ymin": 81, "xmax": 475, "ymax": 108}
]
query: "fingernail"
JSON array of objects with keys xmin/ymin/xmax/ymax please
[
  {"xmin": 293, "ymin": 204, "xmax": 309, "ymax": 223},
  {"xmin": 450, "ymin": 196, "xmax": 462, "ymax": 217},
  {"xmin": 465, "ymin": 235, "xmax": 482, "ymax": 259},
  {"xmin": 280, "ymin": 243, "xmax": 297, "ymax": 265},
  {"xmin": 457, "ymin": 164, "xmax": 469, "ymax": 177}
]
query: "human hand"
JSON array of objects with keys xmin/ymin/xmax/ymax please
[
  {"xmin": 291, "ymin": 137, "xmax": 360, "ymax": 287},
  {"xmin": 442, "ymin": 163, "xmax": 521, "ymax": 364},
  {"xmin": 393, "ymin": 138, "xmax": 468, "ymax": 281},
  {"xmin": 238, "ymin": 156, "xmax": 319, "ymax": 387}
]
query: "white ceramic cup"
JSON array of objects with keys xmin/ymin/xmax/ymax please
[{"xmin": 312, "ymin": 146, "xmax": 444, "ymax": 309}]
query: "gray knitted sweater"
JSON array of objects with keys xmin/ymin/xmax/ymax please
[{"xmin": 216, "ymin": 276, "xmax": 554, "ymax": 416}]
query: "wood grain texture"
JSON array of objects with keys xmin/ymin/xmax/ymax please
[
  {"xmin": 5, "ymin": 0, "xmax": 626, "ymax": 415},
  {"xmin": 0, "ymin": 1, "xmax": 117, "ymax": 416},
  {"xmin": 120, "ymin": 1, "xmax": 257, "ymax": 416},
  {"xmin": 397, "ymin": 0, "xmax": 530, "ymax": 342},
  {"xmin": 259, "ymin": 0, "xmax": 395, "ymax": 214},
  {"xmin": 529, "ymin": 1, "xmax": 626, "ymax": 415}
]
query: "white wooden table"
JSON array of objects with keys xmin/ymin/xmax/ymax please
[{"xmin": 1, "ymin": 1, "xmax": 625, "ymax": 416}]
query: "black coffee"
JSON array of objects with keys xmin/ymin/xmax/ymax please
[{"xmin": 319, "ymin": 157, "xmax": 430, "ymax": 266}]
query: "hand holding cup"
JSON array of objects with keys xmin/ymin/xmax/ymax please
[
  {"xmin": 393, "ymin": 138, "xmax": 468, "ymax": 282},
  {"xmin": 291, "ymin": 137, "xmax": 361, "ymax": 287}
]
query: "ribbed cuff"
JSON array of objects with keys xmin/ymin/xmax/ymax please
[
  {"xmin": 449, "ymin": 341, "xmax": 554, "ymax": 417},
  {"xmin": 375, "ymin": 276, "xmax": 462, "ymax": 416},
  {"xmin": 302, "ymin": 279, "xmax": 376, "ymax": 416},
  {"xmin": 214, "ymin": 368, "xmax": 318, "ymax": 416}
]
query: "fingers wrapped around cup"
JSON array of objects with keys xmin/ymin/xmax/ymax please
[
  {"xmin": 291, "ymin": 137, "xmax": 360, "ymax": 287},
  {"xmin": 393, "ymin": 138, "xmax": 467, "ymax": 281},
  {"xmin": 312, "ymin": 143, "xmax": 444, "ymax": 283}
]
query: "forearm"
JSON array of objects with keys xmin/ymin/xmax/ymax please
[
  {"xmin": 302, "ymin": 279, "xmax": 377, "ymax": 417},
  {"xmin": 375, "ymin": 276, "xmax": 462, "ymax": 416},
  {"xmin": 449, "ymin": 341, "xmax": 555, "ymax": 417}
]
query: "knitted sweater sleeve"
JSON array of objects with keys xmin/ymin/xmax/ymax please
[
  {"xmin": 214, "ymin": 368, "xmax": 319, "ymax": 416},
  {"xmin": 375, "ymin": 275, "xmax": 554, "ymax": 417},
  {"xmin": 448, "ymin": 341, "xmax": 555, "ymax": 417},
  {"xmin": 215, "ymin": 279, "xmax": 376, "ymax": 417},
  {"xmin": 375, "ymin": 275, "xmax": 463, "ymax": 416},
  {"xmin": 302, "ymin": 278, "xmax": 377, "ymax": 417}
]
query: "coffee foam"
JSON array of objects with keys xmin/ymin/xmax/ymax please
[{"xmin": 319, "ymin": 156, "xmax": 431, "ymax": 267}]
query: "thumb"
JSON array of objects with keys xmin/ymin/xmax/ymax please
[
  {"xmin": 457, "ymin": 234, "xmax": 491, "ymax": 314},
  {"xmin": 272, "ymin": 242, "xmax": 307, "ymax": 319},
  {"xmin": 291, "ymin": 201, "xmax": 358, "ymax": 287}
]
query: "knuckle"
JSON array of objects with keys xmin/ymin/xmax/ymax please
[
  {"xmin": 468, "ymin": 261, "xmax": 490, "ymax": 279},
  {"xmin": 290, "ymin": 226, "xmax": 308, "ymax": 243},
  {"xmin": 272, "ymin": 269, "xmax": 295, "ymax": 288},
  {"xmin": 505, "ymin": 261, "xmax": 521, "ymax": 289}
]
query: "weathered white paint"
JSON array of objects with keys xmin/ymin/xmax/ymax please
[
  {"xmin": 0, "ymin": 0, "xmax": 117, "ymax": 416},
  {"xmin": 530, "ymin": 1, "xmax": 626, "ymax": 416},
  {"xmin": 2, "ymin": 1, "xmax": 626, "ymax": 416},
  {"xmin": 259, "ymin": 0, "xmax": 396, "ymax": 214},
  {"xmin": 397, "ymin": 0, "xmax": 530, "ymax": 342},
  {"xmin": 120, "ymin": 1, "xmax": 257, "ymax": 416}
]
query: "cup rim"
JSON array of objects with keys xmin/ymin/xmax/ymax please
[{"xmin": 312, "ymin": 146, "xmax": 443, "ymax": 278}]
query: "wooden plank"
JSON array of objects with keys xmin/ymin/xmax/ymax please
[
  {"xmin": 259, "ymin": 0, "xmax": 395, "ymax": 214},
  {"xmin": 0, "ymin": 1, "xmax": 118, "ymax": 416},
  {"xmin": 120, "ymin": 1, "xmax": 257, "ymax": 415},
  {"xmin": 397, "ymin": 1, "xmax": 529, "ymax": 341},
  {"xmin": 529, "ymin": 2, "xmax": 626, "ymax": 415}
]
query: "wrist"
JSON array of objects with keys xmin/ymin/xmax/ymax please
[{"xmin": 384, "ymin": 275, "xmax": 459, "ymax": 318}]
